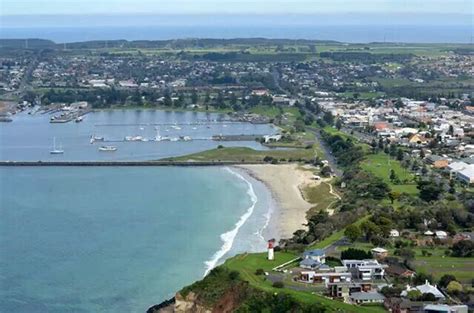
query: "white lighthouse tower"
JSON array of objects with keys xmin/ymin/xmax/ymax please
[{"xmin": 267, "ymin": 239, "xmax": 275, "ymax": 260}]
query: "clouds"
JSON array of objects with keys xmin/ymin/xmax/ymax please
[{"xmin": 2, "ymin": 0, "xmax": 473, "ymax": 15}]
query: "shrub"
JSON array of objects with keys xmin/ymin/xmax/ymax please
[
  {"xmin": 217, "ymin": 145, "xmax": 224, "ymax": 149},
  {"xmin": 446, "ymin": 281, "xmax": 463, "ymax": 295},
  {"xmin": 255, "ymin": 268, "xmax": 265, "ymax": 276},
  {"xmin": 229, "ymin": 270, "xmax": 240, "ymax": 280},
  {"xmin": 272, "ymin": 281, "xmax": 284, "ymax": 288}
]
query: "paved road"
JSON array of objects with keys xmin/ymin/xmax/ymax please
[{"xmin": 307, "ymin": 127, "xmax": 343, "ymax": 177}]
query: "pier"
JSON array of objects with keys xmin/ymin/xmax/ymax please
[{"xmin": 0, "ymin": 160, "xmax": 264, "ymax": 167}]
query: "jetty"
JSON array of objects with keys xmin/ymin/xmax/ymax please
[{"xmin": 0, "ymin": 160, "xmax": 265, "ymax": 167}]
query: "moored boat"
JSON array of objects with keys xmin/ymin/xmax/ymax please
[{"xmin": 98, "ymin": 145, "xmax": 117, "ymax": 152}]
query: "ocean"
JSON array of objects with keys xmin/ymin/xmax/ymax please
[
  {"xmin": 0, "ymin": 166, "xmax": 277, "ymax": 313},
  {"xmin": 1, "ymin": 25, "xmax": 472, "ymax": 44}
]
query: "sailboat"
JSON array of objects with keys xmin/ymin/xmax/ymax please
[{"xmin": 50, "ymin": 137, "xmax": 64, "ymax": 154}]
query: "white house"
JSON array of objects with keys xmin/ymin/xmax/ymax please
[
  {"xmin": 435, "ymin": 230, "xmax": 448, "ymax": 240},
  {"xmin": 401, "ymin": 281, "xmax": 445, "ymax": 300},
  {"xmin": 457, "ymin": 165, "xmax": 474, "ymax": 184},
  {"xmin": 390, "ymin": 229, "xmax": 400, "ymax": 237},
  {"xmin": 342, "ymin": 260, "xmax": 387, "ymax": 281}
]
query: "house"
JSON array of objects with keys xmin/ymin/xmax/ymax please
[
  {"xmin": 424, "ymin": 230, "xmax": 434, "ymax": 236},
  {"xmin": 328, "ymin": 281, "xmax": 373, "ymax": 298},
  {"xmin": 435, "ymin": 231, "xmax": 448, "ymax": 240},
  {"xmin": 299, "ymin": 269, "xmax": 352, "ymax": 284},
  {"xmin": 423, "ymin": 304, "xmax": 468, "ymax": 313},
  {"xmin": 385, "ymin": 264, "xmax": 416, "ymax": 278},
  {"xmin": 456, "ymin": 165, "xmax": 474, "ymax": 184},
  {"xmin": 302, "ymin": 249, "xmax": 326, "ymax": 263},
  {"xmin": 425, "ymin": 155, "xmax": 450, "ymax": 169},
  {"xmin": 342, "ymin": 260, "xmax": 387, "ymax": 281},
  {"xmin": 384, "ymin": 298, "xmax": 425, "ymax": 313},
  {"xmin": 401, "ymin": 281, "xmax": 445, "ymax": 300},
  {"xmin": 350, "ymin": 291, "xmax": 385, "ymax": 304},
  {"xmin": 390, "ymin": 229, "xmax": 400, "ymax": 237},
  {"xmin": 300, "ymin": 258, "xmax": 322, "ymax": 269},
  {"xmin": 446, "ymin": 161, "xmax": 468, "ymax": 177},
  {"xmin": 371, "ymin": 247, "xmax": 389, "ymax": 258}
]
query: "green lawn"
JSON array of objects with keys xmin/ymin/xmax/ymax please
[
  {"xmin": 361, "ymin": 153, "xmax": 418, "ymax": 195},
  {"xmin": 165, "ymin": 146, "xmax": 317, "ymax": 163},
  {"xmin": 308, "ymin": 216, "xmax": 371, "ymax": 250},
  {"xmin": 410, "ymin": 249, "xmax": 474, "ymax": 285},
  {"xmin": 223, "ymin": 252, "xmax": 386, "ymax": 312}
]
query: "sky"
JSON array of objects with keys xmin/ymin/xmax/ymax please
[{"xmin": 1, "ymin": 0, "xmax": 473, "ymax": 15}]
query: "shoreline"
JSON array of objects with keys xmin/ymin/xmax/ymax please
[{"xmin": 235, "ymin": 164, "xmax": 317, "ymax": 239}]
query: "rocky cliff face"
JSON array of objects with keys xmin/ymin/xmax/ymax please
[{"xmin": 149, "ymin": 283, "xmax": 248, "ymax": 313}]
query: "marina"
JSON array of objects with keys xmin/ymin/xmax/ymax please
[{"xmin": 0, "ymin": 109, "xmax": 278, "ymax": 161}]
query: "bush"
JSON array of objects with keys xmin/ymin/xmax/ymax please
[
  {"xmin": 446, "ymin": 281, "xmax": 463, "ymax": 295},
  {"xmin": 217, "ymin": 145, "xmax": 224, "ymax": 149},
  {"xmin": 229, "ymin": 270, "xmax": 240, "ymax": 280},
  {"xmin": 341, "ymin": 248, "xmax": 372, "ymax": 260},
  {"xmin": 255, "ymin": 268, "xmax": 265, "ymax": 276},
  {"xmin": 451, "ymin": 240, "xmax": 474, "ymax": 257},
  {"xmin": 439, "ymin": 274, "xmax": 456, "ymax": 288},
  {"xmin": 272, "ymin": 281, "xmax": 284, "ymax": 288}
]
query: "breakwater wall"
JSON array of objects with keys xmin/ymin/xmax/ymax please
[{"xmin": 0, "ymin": 161, "xmax": 265, "ymax": 167}]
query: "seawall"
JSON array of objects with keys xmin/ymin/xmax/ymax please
[{"xmin": 0, "ymin": 161, "xmax": 265, "ymax": 166}]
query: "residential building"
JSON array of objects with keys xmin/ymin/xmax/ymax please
[
  {"xmin": 342, "ymin": 260, "xmax": 387, "ymax": 281},
  {"xmin": 350, "ymin": 291, "xmax": 385, "ymax": 304}
]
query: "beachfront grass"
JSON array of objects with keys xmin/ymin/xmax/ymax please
[
  {"xmin": 361, "ymin": 153, "xmax": 418, "ymax": 195},
  {"xmin": 302, "ymin": 181, "xmax": 340, "ymax": 217},
  {"xmin": 166, "ymin": 146, "xmax": 318, "ymax": 163},
  {"xmin": 223, "ymin": 252, "xmax": 385, "ymax": 313}
]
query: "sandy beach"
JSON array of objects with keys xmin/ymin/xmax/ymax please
[{"xmin": 236, "ymin": 164, "xmax": 319, "ymax": 239}]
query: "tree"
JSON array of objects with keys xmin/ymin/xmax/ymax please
[
  {"xmin": 341, "ymin": 248, "xmax": 372, "ymax": 260},
  {"xmin": 397, "ymin": 149, "xmax": 404, "ymax": 161},
  {"xmin": 388, "ymin": 191, "xmax": 401, "ymax": 204},
  {"xmin": 320, "ymin": 166, "xmax": 332, "ymax": 177},
  {"xmin": 389, "ymin": 169, "xmax": 398, "ymax": 182},
  {"xmin": 191, "ymin": 91, "xmax": 198, "ymax": 104},
  {"xmin": 446, "ymin": 281, "xmax": 463, "ymax": 295},
  {"xmin": 323, "ymin": 111, "xmax": 334, "ymax": 126},
  {"xmin": 420, "ymin": 293, "xmax": 436, "ymax": 301},
  {"xmin": 407, "ymin": 290, "xmax": 422, "ymax": 300},
  {"xmin": 438, "ymin": 274, "xmax": 457, "ymax": 288},
  {"xmin": 335, "ymin": 119, "xmax": 343, "ymax": 130},
  {"xmin": 344, "ymin": 225, "xmax": 362, "ymax": 242},
  {"xmin": 417, "ymin": 180, "xmax": 443, "ymax": 202},
  {"xmin": 451, "ymin": 240, "xmax": 474, "ymax": 257}
]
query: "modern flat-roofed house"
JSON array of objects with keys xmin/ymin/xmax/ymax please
[
  {"xmin": 349, "ymin": 291, "xmax": 385, "ymax": 304},
  {"xmin": 342, "ymin": 260, "xmax": 387, "ymax": 281},
  {"xmin": 299, "ymin": 269, "xmax": 352, "ymax": 284}
]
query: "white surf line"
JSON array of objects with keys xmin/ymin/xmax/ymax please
[{"xmin": 203, "ymin": 167, "xmax": 258, "ymax": 276}]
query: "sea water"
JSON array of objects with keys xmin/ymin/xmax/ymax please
[
  {"xmin": 0, "ymin": 166, "xmax": 277, "ymax": 313},
  {"xmin": 0, "ymin": 110, "xmax": 276, "ymax": 161}
]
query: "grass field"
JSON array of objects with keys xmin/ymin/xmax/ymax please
[
  {"xmin": 410, "ymin": 249, "xmax": 474, "ymax": 285},
  {"xmin": 166, "ymin": 146, "xmax": 317, "ymax": 163},
  {"xmin": 223, "ymin": 252, "xmax": 386, "ymax": 312},
  {"xmin": 302, "ymin": 181, "xmax": 339, "ymax": 217},
  {"xmin": 361, "ymin": 153, "xmax": 418, "ymax": 195}
]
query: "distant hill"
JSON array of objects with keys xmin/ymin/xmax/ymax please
[
  {"xmin": 0, "ymin": 38, "xmax": 341, "ymax": 50},
  {"xmin": 0, "ymin": 38, "xmax": 56, "ymax": 49}
]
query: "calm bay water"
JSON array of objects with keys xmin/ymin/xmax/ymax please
[
  {"xmin": 0, "ymin": 109, "xmax": 276, "ymax": 161},
  {"xmin": 0, "ymin": 166, "xmax": 276, "ymax": 313}
]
